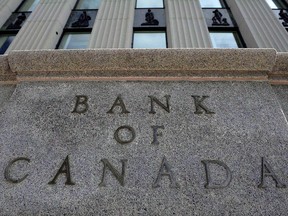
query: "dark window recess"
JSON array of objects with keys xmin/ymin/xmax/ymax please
[
  {"xmin": 270, "ymin": 0, "xmax": 288, "ymax": 29},
  {"xmin": 1, "ymin": 12, "xmax": 31, "ymax": 31},
  {"xmin": 278, "ymin": 9, "xmax": 288, "ymax": 27},
  {"xmin": 65, "ymin": 10, "xmax": 97, "ymax": 29},
  {"xmin": 202, "ymin": 8, "xmax": 236, "ymax": 28},
  {"xmin": 134, "ymin": 8, "xmax": 165, "ymax": 28},
  {"xmin": 0, "ymin": 35, "xmax": 15, "ymax": 54},
  {"xmin": 0, "ymin": 0, "xmax": 39, "ymax": 54}
]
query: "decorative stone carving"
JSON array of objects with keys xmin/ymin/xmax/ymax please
[
  {"xmin": 7, "ymin": 13, "xmax": 26, "ymax": 29},
  {"xmin": 141, "ymin": 9, "xmax": 159, "ymax": 26},
  {"xmin": 212, "ymin": 9, "xmax": 229, "ymax": 26},
  {"xmin": 279, "ymin": 9, "xmax": 288, "ymax": 27},
  {"xmin": 72, "ymin": 11, "xmax": 91, "ymax": 27}
]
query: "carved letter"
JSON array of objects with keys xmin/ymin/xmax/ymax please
[
  {"xmin": 48, "ymin": 155, "xmax": 75, "ymax": 185},
  {"xmin": 99, "ymin": 159, "xmax": 127, "ymax": 187},
  {"xmin": 191, "ymin": 96, "xmax": 215, "ymax": 114},
  {"xmin": 258, "ymin": 157, "xmax": 286, "ymax": 188},
  {"xmin": 151, "ymin": 125, "xmax": 165, "ymax": 145},
  {"xmin": 107, "ymin": 95, "xmax": 130, "ymax": 114},
  {"xmin": 4, "ymin": 157, "xmax": 30, "ymax": 183},
  {"xmin": 72, "ymin": 95, "xmax": 89, "ymax": 114},
  {"xmin": 152, "ymin": 156, "xmax": 179, "ymax": 188},
  {"xmin": 114, "ymin": 125, "xmax": 136, "ymax": 144},
  {"xmin": 149, "ymin": 95, "xmax": 171, "ymax": 114},
  {"xmin": 201, "ymin": 160, "xmax": 232, "ymax": 189}
]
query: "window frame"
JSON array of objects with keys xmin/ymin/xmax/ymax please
[
  {"xmin": 74, "ymin": 0, "xmax": 102, "ymax": 10},
  {"xmin": 16, "ymin": 0, "xmax": 41, "ymax": 12},
  {"xmin": 135, "ymin": 0, "xmax": 165, "ymax": 9},
  {"xmin": 132, "ymin": 29, "xmax": 168, "ymax": 48},
  {"xmin": 209, "ymin": 28, "xmax": 246, "ymax": 48},
  {"xmin": 0, "ymin": 33, "xmax": 16, "ymax": 54},
  {"xmin": 200, "ymin": 0, "xmax": 228, "ymax": 9},
  {"xmin": 56, "ymin": 28, "xmax": 92, "ymax": 50},
  {"xmin": 266, "ymin": 0, "xmax": 288, "ymax": 9}
]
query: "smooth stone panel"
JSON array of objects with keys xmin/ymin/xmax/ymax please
[{"xmin": 0, "ymin": 81, "xmax": 288, "ymax": 215}]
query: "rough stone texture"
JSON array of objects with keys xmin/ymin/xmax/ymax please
[
  {"xmin": 0, "ymin": 55, "xmax": 16, "ymax": 81},
  {"xmin": 0, "ymin": 55, "xmax": 16, "ymax": 112},
  {"xmin": 1, "ymin": 81, "xmax": 288, "ymax": 215},
  {"xmin": 269, "ymin": 53, "xmax": 288, "ymax": 84},
  {"xmin": 8, "ymin": 49, "xmax": 276, "ymax": 80},
  {"xmin": 0, "ymin": 84, "xmax": 16, "ymax": 111},
  {"xmin": 272, "ymin": 85, "xmax": 288, "ymax": 120}
]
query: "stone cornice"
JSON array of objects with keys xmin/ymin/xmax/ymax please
[{"xmin": 0, "ymin": 49, "xmax": 287, "ymax": 83}]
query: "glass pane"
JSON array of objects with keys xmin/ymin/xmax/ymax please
[
  {"xmin": 210, "ymin": 32, "xmax": 239, "ymax": 48},
  {"xmin": 200, "ymin": 0, "xmax": 222, "ymax": 8},
  {"xmin": 76, "ymin": 0, "xmax": 101, "ymax": 9},
  {"xmin": 133, "ymin": 32, "xmax": 166, "ymax": 48},
  {"xmin": 58, "ymin": 32, "xmax": 90, "ymax": 49},
  {"xmin": 136, "ymin": 0, "xmax": 164, "ymax": 8},
  {"xmin": 266, "ymin": 0, "xmax": 279, "ymax": 9},
  {"xmin": 18, "ymin": 0, "xmax": 41, "ymax": 12},
  {"xmin": 0, "ymin": 35, "xmax": 15, "ymax": 54}
]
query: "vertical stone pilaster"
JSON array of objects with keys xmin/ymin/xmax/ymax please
[
  {"xmin": 7, "ymin": 0, "xmax": 77, "ymax": 52},
  {"xmin": 0, "ymin": 0, "xmax": 22, "ymax": 28},
  {"xmin": 226, "ymin": 0, "xmax": 288, "ymax": 51},
  {"xmin": 165, "ymin": 0, "xmax": 212, "ymax": 48},
  {"xmin": 89, "ymin": 0, "xmax": 135, "ymax": 48}
]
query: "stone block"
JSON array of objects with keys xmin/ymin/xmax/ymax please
[
  {"xmin": 269, "ymin": 52, "xmax": 288, "ymax": 84},
  {"xmin": 9, "ymin": 49, "xmax": 275, "ymax": 80},
  {"xmin": 0, "ymin": 81, "xmax": 288, "ymax": 215}
]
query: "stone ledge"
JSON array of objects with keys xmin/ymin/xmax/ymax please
[
  {"xmin": 8, "ymin": 49, "xmax": 276, "ymax": 80},
  {"xmin": 269, "ymin": 52, "xmax": 288, "ymax": 84}
]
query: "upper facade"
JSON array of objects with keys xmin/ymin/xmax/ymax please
[{"xmin": 0, "ymin": 0, "xmax": 288, "ymax": 54}]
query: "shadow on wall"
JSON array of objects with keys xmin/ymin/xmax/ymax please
[{"xmin": 0, "ymin": 85, "xmax": 16, "ymax": 112}]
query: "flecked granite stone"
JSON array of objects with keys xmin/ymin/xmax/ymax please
[
  {"xmin": 269, "ymin": 52, "xmax": 288, "ymax": 84},
  {"xmin": 0, "ymin": 55, "xmax": 16, "ymax": 81},
  {"xmin": 272, "ymin": 85, "xmax": 288, "ymax": 119},
  {"xmin": 8, "ymin": 49, "xmax": 276, "ymax": 80},
  {"xmin": 1, "ymin": 81, "xmax": 288, "ymax": 215}
]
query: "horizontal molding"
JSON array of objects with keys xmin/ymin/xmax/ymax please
[{"xmin": 2, "ymin": 48, "xmax": 288, "ymax": 83}]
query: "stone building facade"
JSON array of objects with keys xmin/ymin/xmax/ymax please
[{"xmin": 1, "ymin": 0, "xmax": 288, "ymax": 215}]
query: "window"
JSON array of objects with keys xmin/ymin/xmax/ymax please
[
  {"xmin": 0, "ymin": 35, "xmax": 15, "ymax": 54},
  {"xmin": 56, "ymin": 0, "xmax": 100, "ymax": 49},
  {"xmin": 136, "ymin": 0, "xmax": 164, "ymax": 8},
  {"xmin": 133, "ymin": 2, "xmax": 167, "ymax": 48},
  {"xmin": 0, "ymin": 0, "xmax": 36, "ymax": 54},
  {"xmin": 58, "ymin": 32, "xmax": 90, "ymax": 49},
  {"xmin": 268, "ymin": 0, "xmax": 288, "ymax": 29},
  {"xmin": 133, "ymin": 31, "xmax": 166, "ymax": 48},
  {"xmin": 18, "ymin": 0, "xmax": 41, "ymax": 12},
  {"xmin": 266, "ymin": 0, "xmax": 287, "ymax": 9},
  {"xmin": 200, "ymin": 0, "xmax": 224, "ymax": 8},
  {"xmin": 210, "ymin": 32, "xmax": 243, "ymax": 48},
  {"xmin": 75, "ymin": 0, "xmax": 102, "ymax": 9}
]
